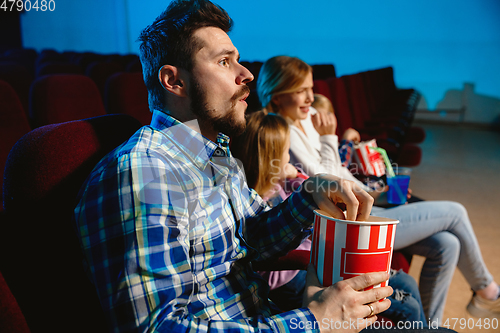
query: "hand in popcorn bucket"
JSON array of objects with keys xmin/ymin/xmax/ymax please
[{"xmin": 310, "ymin": 210, "xmax": 399, "ymax": 289}]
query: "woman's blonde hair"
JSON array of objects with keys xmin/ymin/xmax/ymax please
[
  {"xmin": 232, "ymin": 111, "xmax": 289, "ymax": 196},
  {"xmin": 257, "ymin": 56, "xmax": 312, "ymax": 114}
]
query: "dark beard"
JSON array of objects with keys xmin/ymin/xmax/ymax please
[{"xmin": 189, "ymin": 79, "xmax": 249, "ymax": 138}]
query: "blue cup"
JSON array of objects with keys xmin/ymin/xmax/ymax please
[{"xmin": 386, "ymin": 167, "xmax": 411, "ymax": 205}]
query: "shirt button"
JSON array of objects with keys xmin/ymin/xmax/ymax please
[{"xmin": 214, "ymin": 148, "xmax": 225, "ymax": 157}]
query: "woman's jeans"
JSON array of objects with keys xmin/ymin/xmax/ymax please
[
  {"xmin": 384, "ymin": 269, "xmax": 428, "ymax": 327},
  {"xmin": 371, "ymin": 201, "xmax": 493, "ymax": 323}
]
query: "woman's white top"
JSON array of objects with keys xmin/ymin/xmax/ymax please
[{"xmin": 288, "ymin": 107, "xmax": 371, "ymax": 192}]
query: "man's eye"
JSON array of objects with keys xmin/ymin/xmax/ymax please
[{"xmin": 219, "ymin": 59, "xmax": 229, "ymax": 67}]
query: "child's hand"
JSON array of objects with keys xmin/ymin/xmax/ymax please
[
  {"xmin": 284, "ymin": 163, "xmax": 298, "ymax": 179},
  {"xmin": 407, "ymin": 188, "xmax": 413, "ymax": 201},
  {"xmin": 311, "ymin": 112, "xmax": 337, "ymax": 136},
  {"xmin": 342, "ymin": 128, "xmax": 361, "ymax": 143}
]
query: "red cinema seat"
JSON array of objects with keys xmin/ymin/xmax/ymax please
[
  {"xmin": 313, "ymin": 79, "xmax": 333, "ymax": 102},
  {"xmin": 1, "ymin": 114, "xmax": 143, "ymax": 333},
  {"xmin": 0, "ymin": 62, "xmax": 33, "ymax": 115},
  {"xmin": 105, "ymin": 72, "xmax": 152, "ymax": 125},
  {"xmin": 312, "ymin": 64, "xmax": 336, "ymax": 80},
  {"xmin": 0, "ymin": 80, "xmax": 31, "ymax": 211},
  {"xmin": 0, "ymin": 270, "xmax": 31, "ymax": 333},
  {"xmin": 29, "ymin": 74, "xmax": 106, "ymax": 128},
  {"xmin": 326, "ymin": 77, "xmax": 356, "ymax": 137},
  {"xmin": 85, "ymin": 61, "xmax": 123, "ymax": 98}
]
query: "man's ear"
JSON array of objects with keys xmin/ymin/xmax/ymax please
[{"xmin": 158, "ymin": 65, "xmax": 187, "ymax": 97}]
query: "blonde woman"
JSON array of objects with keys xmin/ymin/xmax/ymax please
[{"xmin": 256, "ymin": 55, "xmax": 500, "ymax": 323}]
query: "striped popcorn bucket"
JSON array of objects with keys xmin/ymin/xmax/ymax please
[{"xmin": 311, "ymin": 210, "xmax": 399, "ymax": 289}]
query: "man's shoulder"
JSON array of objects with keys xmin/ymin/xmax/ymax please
[
  {"xmin": 115, "ymin": 125, "xmax": 183, "ymax": 161},
  {"xmin": 88, "ymin": 126, "xmax": 185, "ymax": 179}
]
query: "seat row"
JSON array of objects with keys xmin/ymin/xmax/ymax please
[
  {"xmin": 0, "ymin": 48, "xmax": 142, "ymax": 113},
  {"xmin": 313, "ymin": 67, "xmax": 424, "ymax": 166},
  {"xmin": 0, "ymin": 73, "xmax": 150, "ymax": 208}
]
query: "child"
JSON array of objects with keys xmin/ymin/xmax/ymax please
[
  {"xmin": 232, "ymin": 110, "xmax": 428, "ymax": 325},
  {"xmin": 313, "ymin": 93, "xmax": 387, "ymax": 192},
  {"xmin": 232, "ymin": 111, "xmax": 309, "ymax": 310},
  {"xmin": 312, "ymin": 93, "xmax": 359, "ymax": 167}
]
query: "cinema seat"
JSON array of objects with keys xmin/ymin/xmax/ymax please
[
  {"xmin": 1, "ymin": 114, "xmax": 142, "ymax": 333},
  {"xmin": 105, "ymin": 72, "xmax": 152, "ymax": 125},
  {"xmin": 29, "ymin": 74, "xmax": 106, "ymax": 128},
  {"xmin": 0, "ymin": 80, "xmax": 31, "ymax": 211},
  {"xmin": 0, "ymin": 270, "xmax": 30, "ymax": 333}
]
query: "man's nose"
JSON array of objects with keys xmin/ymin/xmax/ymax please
[{"xmin": 237, "ymin": 63, "xmax": 254, "ymax": 85}]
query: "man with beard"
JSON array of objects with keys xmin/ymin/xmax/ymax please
[{"xmin": 73, "ymin": 1, "xmax": 396, "ymax": 332}]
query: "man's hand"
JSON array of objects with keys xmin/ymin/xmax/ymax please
[
  {"xmin": 311, "ymin": 112, "xmax": 337, "ymax": 136},
  {"xmin": 304, "ymin": 265, "xmax": 392, "ymax": 333},
  {"xmin": 302, "ymin": 174, "xmax": 373, "ymax": 221}
]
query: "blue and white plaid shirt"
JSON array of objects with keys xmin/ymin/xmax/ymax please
[{"xmin": 74, "ymin": 111, "xmax": 319, "ymax": 332}]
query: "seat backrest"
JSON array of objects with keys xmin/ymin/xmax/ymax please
[
  {"xmin": 2, "ymin": 48, "xmax": 37, "ymax": 76},
  {"xmin": 313, "ymin": 79, "xmax": 333, "ymax": 102},
  {"xmin": 1, "ymin": 114, "xmax": 142, "ymax": 333},
  {"xmin": 312, "ymin": 64, "xmax": 336, "ymax": 80},
  {"xmin": 85, "ymin": 61, "xmax": 123, "ymax": 98},
  {"xmin": 29, "ymin": 74, "xmax": 106, "ymax": 128},
  {"xmin": 365, "ymin": 66, "xmax": 397, "ymax": 107},
  {"xmin": 0, "ymin": 62, "xmax": 33, "ymax": 114},
  {"xmin": 0, "ymin": 270, "xmax": 31, "ymax": 333},
  {"xmin": 0, "ymin": 80, "xmax": 31, "ymax": 210},
  {"xmin": 35, "ymin": 62, "xmax": 84, "ymax": 78},
  {"xmin": 327, "ymin": 77, "xmax": 355, "ymax": 136},
  {"xmin": 105, "ymin": 72, "xmax": 151, "ymax": 125},
  {"xmin": 341, "ymin": 74, "xmax": 372, "ymax": 129}
]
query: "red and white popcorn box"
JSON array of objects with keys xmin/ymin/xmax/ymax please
[
  {"xmin": 353, "ymin": 139, "xmax": 386, "ymax": 177},
  {"xmin": 310, "ymin": 210, "xmax": 398, "ymax": 289}
]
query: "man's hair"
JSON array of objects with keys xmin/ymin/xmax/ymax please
[
  {"xmin": 138, "ymin": 0, "xmax": 233, "ymax": 112},
  {"xmin": 256, "ymin": 56, "xmax": 312, "ymax": 114},
  {"xmin": 232, "ymin": 111, "xmax": 290, "ymax": 196}
]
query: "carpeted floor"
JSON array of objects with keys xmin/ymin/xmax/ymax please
[{"xmin": 406, "ymin": 121, "xmax": 500, "ymax": 332}]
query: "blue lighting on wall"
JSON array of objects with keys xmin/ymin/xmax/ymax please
[{"xmin": 20, "ymin": 0, "xmax": 500, "ymax": 118}]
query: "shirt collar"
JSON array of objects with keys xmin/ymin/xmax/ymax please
[{"xmin": 150, "ymin": 110, "xmax": 231, "ymax": 170}]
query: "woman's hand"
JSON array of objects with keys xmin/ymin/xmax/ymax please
[
  {"xmin": 342, "ymin": 128, "xmax": 361, "ymax": 143},
  {"xmin": 311, "ymin": 112, "xmax": 337, "ymax": 136}
]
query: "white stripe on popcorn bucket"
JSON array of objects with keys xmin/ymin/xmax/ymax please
[{"xmin": 311, "ymin": 210, "xmax": 398, "ymax": 290}]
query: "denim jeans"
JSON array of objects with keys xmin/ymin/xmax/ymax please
[
  {"xmin": 383, "ymin": 269, "xmax": 427, "ymax": 327},
  {"xmin": 371, "ymin": 201, "xmax": 493, "ymax": 323}
]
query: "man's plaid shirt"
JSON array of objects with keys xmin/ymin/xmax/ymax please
[{"xmin": 74, "ymin": 111, "xmax": 319, "ymax": 332}]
